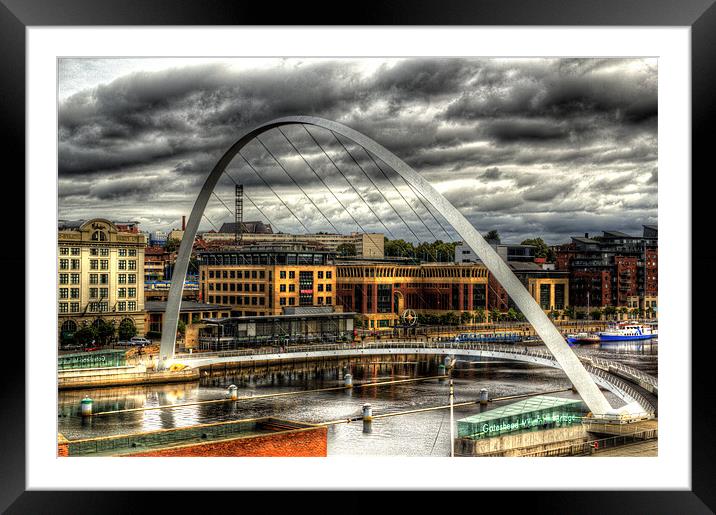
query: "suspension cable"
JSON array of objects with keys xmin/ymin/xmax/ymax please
[
  {"xmin": 360, "ymin": 145, "xmax": 442, "ymax": 244},
  {"xmin": 328, "ymin": 130, "xmax": 422, "ymax": 247},
  {"xmin": 236, "ymin": 150, "xmax": 310, "ymax": 234},
  {"xmin": 276, "ymin": 126, "xmax": 366, "ymax": 235},
  {"xmin": 255, "ymin": 133, "xmax": 339, "ymax": 234},
  {"xmin": 404, "ymin": 180, "xmax": 454, "ymax": 241},
  {"xmin": 338, "ymin": 135, "xmax": 443, "ymax": 262},
  {"xmin": 202, "ymin": 213, "xmax": 219, "ymax": 232},
  {"xmin": 301, "ymin": 125, "xmax": 398, "ymax": 240}
]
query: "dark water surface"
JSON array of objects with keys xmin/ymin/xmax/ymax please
[{"xmin": 58, "ymin": 340, "xmax": 658, "ymax": 456}]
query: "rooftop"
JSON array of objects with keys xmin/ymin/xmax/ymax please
[
  {"xmin": 144, "ymin": 300, "xmax": 231, "ymax": 313},
  {"xmin": 457, "ymin": 395, "xmax": 585, "ymax": 426},
  {"xmin": 218, "ymin": 221, "xmax": 273, "ymax": 234}
]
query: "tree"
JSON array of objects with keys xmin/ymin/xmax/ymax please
[
  {"xmin": 460, "ymin": 311, "xmax": 472, "ymax": 324},
  {"xmin": 520, "ymin": 237, "xmax": 556, "ymax": 262},
  {"xmin": 589, "ymin": 308, "xmax": 603, "ymax": 321},
  {"xmin": 164, "ymin": 237, "xmax": 182, "ymax": 253},
  {"xmin": 484, "ymin": 230, "xmax": 501, "ymax": 244},
  {"xmin": 490, "ymin": 308, "xmax": 501, "ymax": 323},
  {"xmin": 93, "ymin": 318, "xmax": 116, "ymax": 345},
  {"xmin": 118, "ymin": 319, "xmax": 137, "ymax": 341},
  {"xmin": 74, "ymin": 323, "xmax": 97, "ymax": 346},
  {"xmin": 336, "ymin": 243, "xmax": 357, "ymax": 256},
  {"xmin": 473, "ymin": 308, "xmax": 486, "ymax": 323},
  {"xmin": 563, "ymin": 305, "xmax": 575, "ymax": 320},
  {"xmin": 177, "ymin": 319, "xmax": 186, "ymax": 337},
  {"xmin": 603, "ymin": 305, "xmax": 617, "ymax": 320}
]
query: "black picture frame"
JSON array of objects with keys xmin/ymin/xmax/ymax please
[{"xmin": 2, "ymin": 1, "xmax": 713, "ymax": 512}]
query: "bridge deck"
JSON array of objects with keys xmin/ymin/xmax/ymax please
[{"xmin": 173, "ymin": 341, "xmax": 657, "ymax": 416}]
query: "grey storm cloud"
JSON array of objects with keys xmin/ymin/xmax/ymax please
[{"xmin": 58, "ymin": 57, "xmax": 657, "ymax": 243}]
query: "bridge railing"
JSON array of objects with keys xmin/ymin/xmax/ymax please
[{"xmin": 584, "ymin": 356, "xmax": 658, "ymax": 392}]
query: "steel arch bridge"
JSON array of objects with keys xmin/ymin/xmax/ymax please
[{"xmin": 160, "ymin": 116, "xmax": 616, "ymax": 415}]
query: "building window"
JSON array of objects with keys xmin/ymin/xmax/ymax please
[
  {"xmin": 118, "ymin": 301, "xmax": 126, "ymax": 311},
  {"xmin": 326, "ymin": 271, "xmax": 332, "ymax": 279},
  {"xmin": 318, "ymin": 297, "xmax": 324, "ymax": 304},
  {"xmin": 326, "ymin": 284, "xmax": 332, "ymax": 292},
  {"xmin": 128, "ymin": 260, "xmax": 136, "ymax": 270},
  {"xmin": 318, "ymin": 284, "xmax": 324, "ymax": 292},
  {"xmin": 89, "ymin": 288, "xmax": 98, "ymax": 299},
  {"xmin": 326, "ymin": 296, "xmax": 332, "ymax": 305},
  {"xmin": 89, "ymin": 274, "xmax": 98, "ymax": 285},
  {"xmin": 128, "ymin": 288, "xmax": 136, "ymax": 298},
  {"xmin": 280, "ymin": 297, "xmax": 286, "ymax": 305},
  {"xmin": 289, "ymin": 271, "xmax": 295, "ymax": 279},
  {"xmin": 119, "ymin": 248, "xmax": 127, "ymax": 257},
  {"xmin": 91, "ymin": 230, "xmax": 107, "ymax": 242},
  {"xmin": 128, "ymin": 274, "xmax": 136, "ymax": 284},
  {"xmin": 129, "ymin": 249, "xmax": 137, "ymax": 257},
  {"xmin": 71, "ymin": 259, "xmax": 80, "ymax": 270},
  {"xmin": 289, "ymin": 284, "xmax": 295, "ymax": 293},
  {"xmin": 100, "ymin": 288, "xmax": 108, "ymax": 298},
  {"xmin": 101, "ymin": 260, "xmax": 109, "ymax": 270},
  {"xmin": 119, "ymin": 260, "xmax": 126, "ymax": 270},
  {"xmin": 100, "ymin": 248, "xmax": 109, "ymax": 257},
  {"xmin": 70, "ymin": 288, "xmax": 80, "ymax": 299},
  {"xmin": 280, "ymin": 284, "xmax": 286, "ymax": 292},
  {"xmin": 60, "ymin": 247, "xmax": 69, "ymax": 256},
  {"xmin": 289, "ymin": 297, "xmax": 295, "ymax": 306},
  {"xmin": 118, "ymin": 288, "xmax": 126, "ymax": 298},
  {"xmin": 90, "ymin": 248, "xmax": 99, "ymax": 256},
  {"xmin": 100, "ymin": 274, "xmax": 108, "ymax": 284},
  {"xmin": 118, "ymin": 274, "xmax": 126, "ymax": 284},
  {"xmin": 71, "ymin": 248, "xmax": 80, "ymax": 256},
  {"xmin": 71, "ymin": 273, "xmax": 80, "ymax": 284},
  {"xmin": 318, "ymin": 271, "xmax": 324, "ymax": 279},
  {"xmin": 59, "ymin": 288, "xmax": 68, "ymax": 299},
  {"xmin": 59, "ymin": 273, "xmax": 68, "ymax": 285},
  {"xmin": 128, "ymin": 301, "xmax": 137, "ymax": 311},
  {"xmin": 280, "ymin": 271, "xmax": 286, "ymax": 279},
  {"xmin": 70, "ymin": 302, "xmax": 80, "ymax": 313},
  {"xmin": 209, "ymin": 270, "xmax": 215, "ymax": 279},
  {"xmin": 259, "ymin": 271, "xmax": 265, "ymax": 279},
  {"xmin": 59, "ymin": 303, "xmax": 68, "ymax": 313},
  {"xmin": 90, "ymin": 259, "xmax": 98, "ymax": 270},
  {"xmin": 59, "ymin": 259, "xmax": 69, "ymax": 270},
  {"xmin": 99, "ymin": 302, "xmax": 108, "ymax": 312}
]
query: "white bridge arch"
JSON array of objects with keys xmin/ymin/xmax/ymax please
[{"xmin": 160, "ymin": 116, "xmax": 615, "ymax": 415}]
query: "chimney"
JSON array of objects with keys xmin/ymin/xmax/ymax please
[
  {"xmin": 584, "ymin": 232, "xmax": 589, "ymax": 238},
  {"xmin": 182, "ymin": 215, "xmax": 186, "ymax": 231}
]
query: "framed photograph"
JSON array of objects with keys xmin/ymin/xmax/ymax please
[{"xmin": 4, "ymin": 0, "xmax": 713, "ymax": 512}]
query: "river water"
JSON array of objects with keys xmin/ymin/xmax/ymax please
[{"xmin": 57, "ymin": 340, "xmax": 658, "ymax": 457}]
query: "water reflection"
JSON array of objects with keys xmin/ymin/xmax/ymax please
[{"xmin": 58, "ymin": 343, "xmax": 657, "ymax": 456}]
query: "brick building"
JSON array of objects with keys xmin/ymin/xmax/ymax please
[
  {"xmin": 335, "ymin": 260, "xmax": 489, "ymax": 330},
  {"xmin": 554, "ymin": 226, "xmax": 658, "ymax": 313}
]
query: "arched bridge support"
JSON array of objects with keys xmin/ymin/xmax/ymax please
[{"xmin": 159, "ymin": 116, "xmax": 614, "ymax": 415}]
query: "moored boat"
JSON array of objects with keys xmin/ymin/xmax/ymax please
[
  {"xmin": 597, "ymin": 322, "xmax": 657, "ymax": 341},
  {"xmin": 565, "ymin": 332, "xmax": 601, "ymax": 344}
]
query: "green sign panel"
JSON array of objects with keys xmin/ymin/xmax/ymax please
[
  {"xmin": 58, "ymin": 349, "xmax": 127, "ymax": 370},
  {"xmin": 457, "ymin": 395, "xmax": 585, "ymax": 440}
]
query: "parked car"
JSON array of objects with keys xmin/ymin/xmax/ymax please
[
  {"xmin": 118, "ymin": 336, "xmax": 151, "ymax": 347},
  {"xmin": 129, "ymin": 337, "xmax": 151, "ymax": 347}
]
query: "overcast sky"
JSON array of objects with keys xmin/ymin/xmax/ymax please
[{"xmin": 58, "ymin": 57, "xmax": 657, "ymax": 244}]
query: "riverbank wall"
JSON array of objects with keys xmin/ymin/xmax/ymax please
[{"xmin": 58, "ymin": 365, "xmax": 199, "ymax": 390}]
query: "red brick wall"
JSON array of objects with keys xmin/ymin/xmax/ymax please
[{"xmin": 129, "ymin": 427, "xmax": 327, "ymax": 457}]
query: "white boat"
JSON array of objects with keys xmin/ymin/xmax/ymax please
[{"xmin": 598, "ymin": 322, "xmax": 657, "ymax": 342}]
